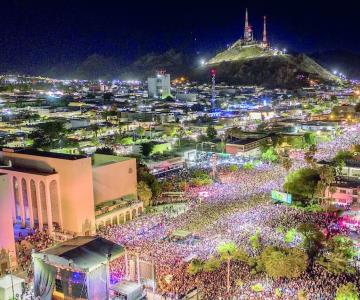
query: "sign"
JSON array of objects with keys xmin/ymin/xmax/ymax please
[{"xmin": 271, "ymin": 190, "xmax": 292, "ymax": 204}]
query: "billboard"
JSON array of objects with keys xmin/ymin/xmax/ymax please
[{"xmin": 271, "ymin": 190, "xmax": 292, "ymax": 204}]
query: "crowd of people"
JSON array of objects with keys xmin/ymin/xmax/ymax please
[
  {"xmin": 15, "ymin": 230, "xmax": 54, "ymax": 281},
  {"xmin": 11, "ymin": 124, "xmax": 360, "ymax": 299},
  {"xmin": 97, "ymin": 124, "xmax": 360, "ymax": 299}
]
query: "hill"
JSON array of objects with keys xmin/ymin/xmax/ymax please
[
  {"xmin": 119, "ymin": 49, "xmax": 191, "ymax": 80},
  {"xmin": 199, "ymin": 43, "xmax": 339, "ymax": 88}
]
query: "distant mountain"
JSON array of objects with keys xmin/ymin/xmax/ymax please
[
  {"xmin": 196, "ymin": 42, "xmax": 339, "ymax": 88},
  {"xmin": 310, "ymin": 50, "xmax": 360, "ymax": 79},
  {"xmin": 119, "ymin": 49, "xmax": 191, "ymax": 80}
]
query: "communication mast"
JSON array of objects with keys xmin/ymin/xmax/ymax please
[{"xmin": 210, "ymin": 69, "xmax": 216, "ymax": 110}]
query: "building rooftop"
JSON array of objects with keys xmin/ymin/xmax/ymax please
[
  {"xmin": 92, "ymin": 153, "xmax": 132, "ymax": 167},
  {"xmin": 40, "ymin": 236, "xmax": 124, "ymax": 270},
  {"xmin": 1, "ymin": 147, "xmax": 87, "ymax": 160},
  {"xmin": 228, "ymin": 136, "xmax": 268, "ymax": 145}
]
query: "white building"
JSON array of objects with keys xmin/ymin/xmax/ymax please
[{"xmin": 148, "ymin": 73, "xmax": 171, "ymax": 99}]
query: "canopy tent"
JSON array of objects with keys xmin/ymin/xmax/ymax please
[
  {"xmin": 32, "ymin": 236, "xmax": 125, "ymax": 300},
  {"xmin": 0, "ymin": 275, "xmax": 24, "ymax": 300}
]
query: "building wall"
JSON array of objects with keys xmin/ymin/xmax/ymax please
[
  {"xmin": 0, "ymin": 174, "xmax": 17, "ymax": 267},
  {"xmin": 0, "ymin": 151, "xmax": 95, "ymax": 235},
  {"xmin": 92, "ymin": 158, "xmax": 137, "ymax": 205}
]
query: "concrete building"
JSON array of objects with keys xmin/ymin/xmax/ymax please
[
  {"xmin": 226, "ymin": 136, "xmax": 270, "ymax": 157},
  {"xmin": 0, "ymin": 148, "xmax": 139, "ymax": 245},
  {"xmin": 148, "ymin": 73, "xmax": 171, "ymax": 99}
]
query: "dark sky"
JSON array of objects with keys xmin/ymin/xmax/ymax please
[{"xmin": 0, "ymin": 0, "xmax": 359, "ymax": 73}]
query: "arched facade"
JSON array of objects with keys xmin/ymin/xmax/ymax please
[{"xmin": 7, "ymin": 171, "xmax": 62, "ymax": 234}]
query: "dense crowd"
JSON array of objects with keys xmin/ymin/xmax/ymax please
[
  {"xmin": 15, "ymin": 230, "xmax": 54, "ymax": 281},
  {"xmin": 97, "ymin": 125, "xmax": 360, "ymax": 299}
]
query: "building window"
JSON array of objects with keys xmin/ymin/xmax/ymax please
[
  {"xmin": 339, "ymin": 189, "xmax": 347, "ymax": 194},
  {"xmin": 55, "ymin": 279, "xmax": 63, "ymax": 293}
]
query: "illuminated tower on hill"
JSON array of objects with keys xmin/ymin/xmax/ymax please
[
  {"xmin": 262, "ymin": 16, "xmax": 268, "ymax": 47},
  {"xmin": 210, "ymin": 69, "xmax": 216, "ymax": 110},
  {"xmin": 244, "ymin": 8, "xmax": 253, "ymax": 42}
]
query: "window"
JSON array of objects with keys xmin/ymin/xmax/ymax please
[
  {"xmin": 339, "ymin": 189, "xmax": 347, "ymax": 194},
  {"xmin": 129, "ymin": 168, "xmax": 133, "ymax": 174},
  {"xmin": 55, "ymin": 279, "xmax": 63, "ymax": 293}
]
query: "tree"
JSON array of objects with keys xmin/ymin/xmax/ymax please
[
  {"xmin": 136, "ymin": 126, "xmax": 146, "ymax": 139},
  {"xmin": 141, "ymin": 142, "xmax": 154, "ymax": 157},
  {"xmin": 317, "ymin": 236, "xmax": 356, "ymax": 275},
  {"xmin": 203, "ymin": 257, "xmax": 221, "ymax": 272},
  {"xmin": 317, "ymin": 165, "xmax": 335, "ymax": 207},
  {"xmin": 249, "ymin": 230, "xmax": 261, "ymax": 251},
  {"xmin": 284, "ymin": 168, "xmax": 320, "ymax": 203},
  {"xmin": 284, "ymin": 228, "xmax": 298, "ymax": 244},
  {"xmin": 304, "ymin": 144, "xmax": 317, "ymax": 167},
  {"xmin": 187, "ymin": 259, "xmax": 204, "ymax": 275},
  {"xmin": 229, "ymin": 165, "xmax": 239, "ymax": 172},
  {"xmin": 334, "ymin": 150, "xmax": 354, "ymax": 165},
  {"xmin": 335, "ymin": 283, "xmax": 359, "ymax": 300},
  {"xmin": 260, "ymin": 246, "xmax": 308, "ymax": 279},
  {"xmin": 137, "ymin": 181, "xmax": 152, "ymax": 206},
  {"xmin": 95, "ymin": 147, "xmax": 114, "ymax": 155},
  {"xmin": 261, "ymin": 147, "xmax": 278, "ymax": 162},
  {"xmin": 119, "ymin": 136, "xmax": 133, "ymax": 145},
  {"xmin": 304, "ymin": 132, "xmax": 316, "ymax": 146},
  {"xmin": 282, "ymin": 157, "xmax": 292, "ymax": 173},
  {"xmin": 206, "ymin": 125, "xmax": 217, "ymax": 140},
  {"xmin": 216, "ymin": 242, "xmax": 248, "ymax": 293},
  {"xmin": 297, "ymin": 223, "xmax": 325, "ymax": 257},
  {"xmin": 30, "ymin": 121, "xmax": 67, "ymax": 150},
  {"xmin": 89, "ymin": 123, "xmax": 100, "ymax": 137}
]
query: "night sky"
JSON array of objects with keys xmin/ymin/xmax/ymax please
[{"xmin": 1, "ymin": 0, "xmax": 359, "ymax": 73}]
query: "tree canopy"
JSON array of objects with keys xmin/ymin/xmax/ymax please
[
  {"xmin": 260, "ymin": 246, "xmax": 308, "ymax": 279},
  {"xmin": 284, "ymin": 168, "xmax": 320, "ymax": 203}
]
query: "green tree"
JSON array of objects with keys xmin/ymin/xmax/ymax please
[
  {"xmin": 304, "ymin": 132, "xmax": 316, "ymax": 146},
  {"xmin": 261, "ymin": 147, "xmax": 278, "ymax": 162},
  {"xmin": 317, "ymin": 165, "xmax": 335, "ymax": 207},
  {"xmin": 203, "ymin": 257, "xmax": 221, "ymax": 272},
  {"xmin": 137, "ymin": 181, "xmax": 152, "ymax": 207},
  {"xmin": 216, "ymin": 242, "xmax": 248, "ymax": 293},
  {"xmin": 284, "ymin": 228, "xmax": 297, "ymax": 244},
  {"xmin": 260, "ymin": 246, "xmax": 308, "ymax": 279},
  {"xmin": 95, "ymin": 147, "xmax": 114, "ymax": 155},
  {"xmin": 317, "ymin": 236, "xmax": 356, "ymax": 275},
  {"xmin": 206, "ymin": 125, "xmax": 217, "ymax": 140},
  {"xmin": 335, "ymin": 283, "xmax": 359, "ymax": 300},
  {"xmin": 136, "ymin": 126, "xmax": 146, "ymax": 139},
  {"xmin": 284, "ymin": 168, "xmax": 320, "ymax": 203},
  {"xmin": 282, "ymin": 157, "xmax": 292, "ymax": 173},
  {"xmin": 30, "ymin": 121, "xmax": 67, "ymax": 150},
  {"xmin": 297, "ymin": 223, "xmax": 325, "ymax": 257},
  {"xmin": 249, "ymin": 230, "xmax": 261, "ymax": 251},
  {"xmin": 141, "ymin": 142, "xmax": 155, "ymax": 157},
  {"xmin": 229, "ymin": 164, "xmax": 239, "ymax": 172},
  {"xmin": 119, "ymin": 136, "xmax": 133, "ymax": 145},
  {"xmin": 187, "ymin": 259, "xmax": 204, "ymax": 275}
]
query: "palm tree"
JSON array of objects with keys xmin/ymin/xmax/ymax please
[
  {"xmin": 217, "ymin": 242, "xmax": 248, "ymax": 293},
  {"xmin": 282, "ymin": 157, "xmax": 292, "ymax": 173}
]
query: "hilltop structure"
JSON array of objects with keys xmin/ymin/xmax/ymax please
[{"xmin": 241, "ymin": 8, "xmax": 268, "ymax": 48}]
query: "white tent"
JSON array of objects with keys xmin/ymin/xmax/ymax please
[{"xmin": 0, "ymin": 275, "xmax": 24, "ymax": 300}]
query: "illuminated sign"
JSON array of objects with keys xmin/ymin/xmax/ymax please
[{"xmin": 271, "ymin": 190, "xmax": 292, "ymax": 204}]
